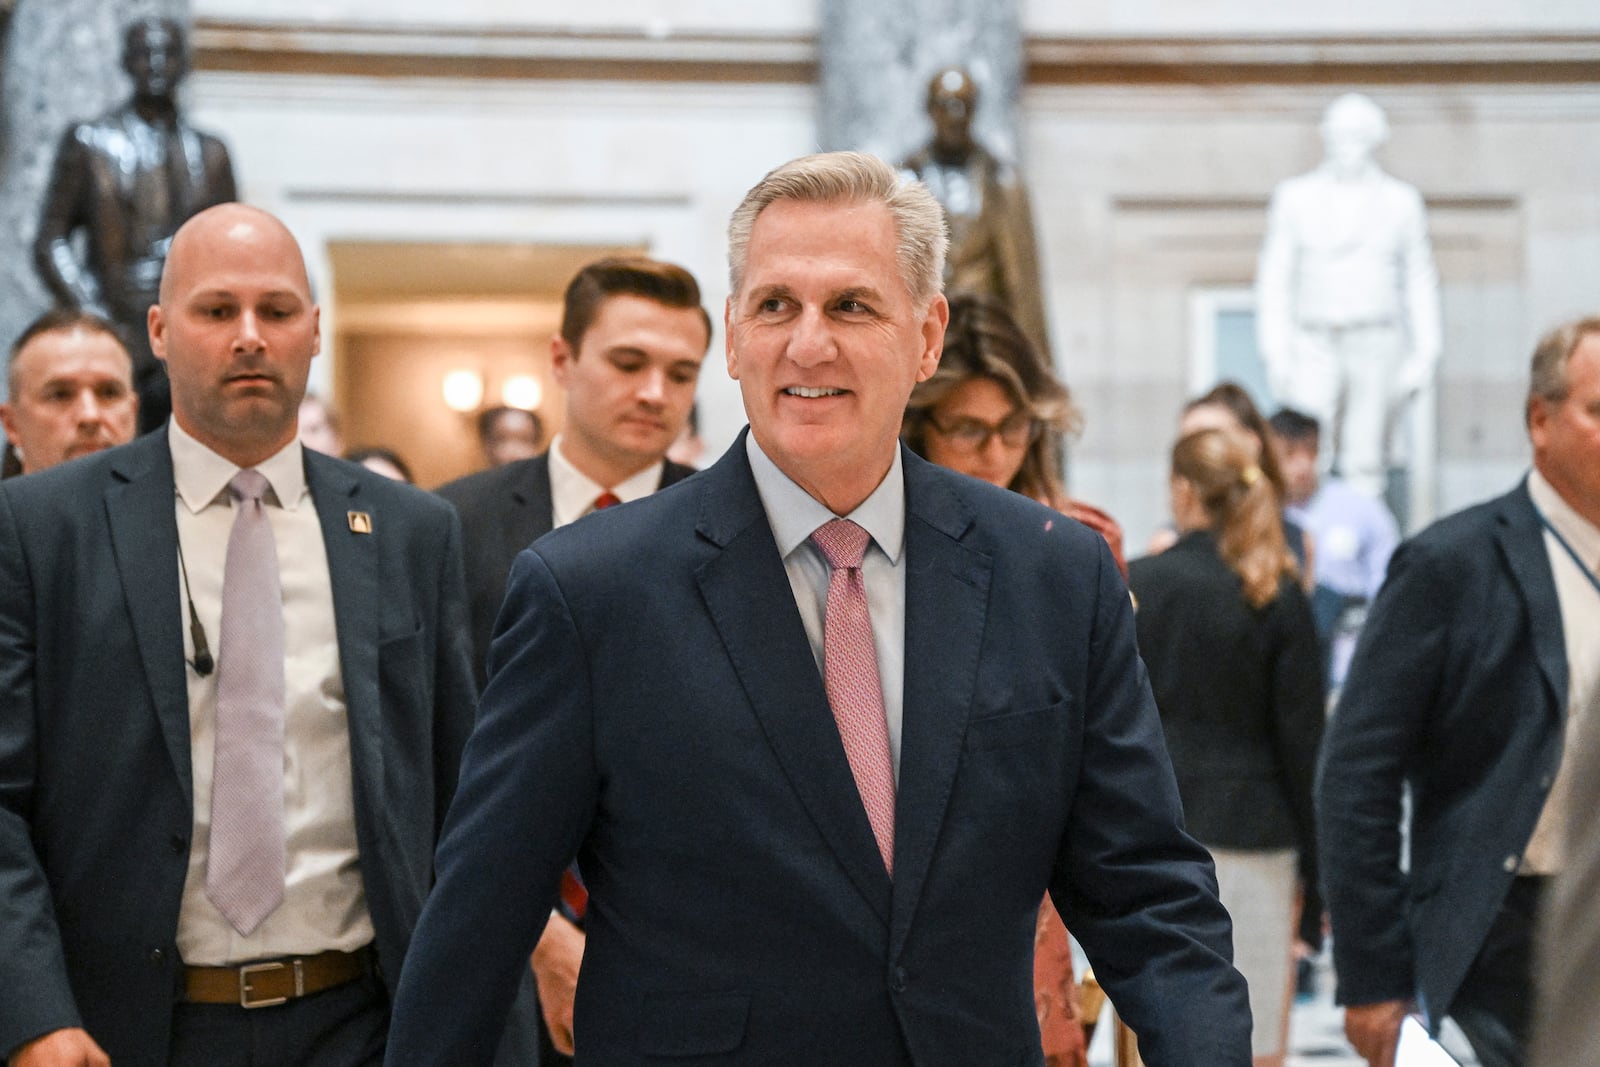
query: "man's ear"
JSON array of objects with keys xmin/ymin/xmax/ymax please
[
  {"xmin": 550, "ymin": 335, "xmax": 574, "ymax": 387},
  {"xmin": 148, "ymin": 305, "xmax": 168, "ymax": 362},
  {"xmin": 916, "ymin": 294, "xmax": 949, "ymax": 383},
  {"xmin": 723, "ymin": 297, "xmax": 740, "ymax": 381},
  {"xmin": 0, "ymin": 404, "xmax": 19, "ymax": 450}
]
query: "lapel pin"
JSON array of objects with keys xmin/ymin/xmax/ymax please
[{"xmin": 348, "ymin": 510, "xmax": 372, "ymax": 534}]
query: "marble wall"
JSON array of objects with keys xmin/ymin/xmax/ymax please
[
  {"xmin": 0, "ymin": 0, "xmax": 187, "ymax": 377},
  {"xmin": 5, "ymin": 2, "xmax": 1597, "ymax": 532},
  {"xmin": 819, "ymin": 0, "xmax": 1021, "ymax": 162}
]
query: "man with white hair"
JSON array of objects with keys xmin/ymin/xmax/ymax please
[
  {"xmin": 1256, "ymin": 92, "xmax": 1441, "ymax": 498},
  {"xmin": 387, "ymin": 151, "xmax": 1250, "ymax": 1066}
]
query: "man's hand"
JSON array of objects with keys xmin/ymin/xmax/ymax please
[
  {"xmin": 1343, "ymin": 1000, "xmax": 1409, "ymax": 1067},
  {"xmin": 531, "ymin": 913, "xmax": 586, "ymax": 1056},
  {"xmin": 8, "ymin": 1028, "xmax": 110, "ymax": 1067}
]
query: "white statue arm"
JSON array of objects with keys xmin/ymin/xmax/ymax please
[
  {"xmin": 1255, "ymin": 185, "xmax": 1298, "ymax": 400},
  {"xmin": 1395, "ymin": 186, "xmax": 1442, "ymax": 398}
]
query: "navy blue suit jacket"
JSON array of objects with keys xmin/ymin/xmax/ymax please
[
  {"xmin": 0, "ymin": 430, "xmax": 476, "ymax": 1065},
  {"xmin": 389, "ymin": 434, "xmax": 1250, "ymax": 1066},
  {"xmin": 1317, "ymin": 480, "xmax": 1568, "ymax": 1031},
  {"xmin": 437, "ymin": 452, "xmax": 697, "ymax": 691}
]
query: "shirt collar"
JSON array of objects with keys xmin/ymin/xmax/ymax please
[
  {"xmin": 548, "ymin": 433, "xmax": 664, "ymax": 519},
  {"xmin": 745, "ymin": 433, "xmax": 905, "ymax": 565},
  {"xmin": 169, "ymin": 418, "xmax": 308, "ymax": 514},
  {"xmin": 1529, "ymin": 467, "xmax": 1600, "ymax": 567}
]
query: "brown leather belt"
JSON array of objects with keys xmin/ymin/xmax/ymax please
[{"xmin": 183, "ymin": 948, "xmax": 372, "ymax": 1009}]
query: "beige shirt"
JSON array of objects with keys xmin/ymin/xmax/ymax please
[
  {"xmin": 1522, "ymin": 469, "xmax": 1600, "ymax": 874},
  {"xmin": 169, "ymin": 420, "xmax": 372, "ymax": 964},
  {"xmin": 547, "ymin": 433, "xmax": 664, "ymax": 530}
]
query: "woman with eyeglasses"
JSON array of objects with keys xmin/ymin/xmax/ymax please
[
  {"xmin": 901, "ymin": 293, "xmax": 1121, "ymax": 1067},
  {"xmin": 1127, "ymin": 427, "xmax": 1325, "ymax": 1067},
  {"xmin": 902, "ymin": 293, "xmax": 1125, "ymax": 576}
]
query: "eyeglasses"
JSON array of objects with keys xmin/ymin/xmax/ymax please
[{"xmin": 926, "ymin": 412, "xmax": 1039, "ymax": 451}]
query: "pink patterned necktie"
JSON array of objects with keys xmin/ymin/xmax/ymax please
[
  {"xmin": 205, "ymin": 469, "xmax": 287, "ymax": 935},
  {"xmin": 811, "ymin": 519, "xmax": 896, "ymax": 875}
]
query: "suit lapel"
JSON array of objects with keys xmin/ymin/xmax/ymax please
[
  {"xmin": 307, "ymin": 454, "xmax": 386, "ymax": 832},
  {"xmin": 693, "ymin": 439, "xmax": 893, "ymax": 924},
  {"xmin": 508, "ymin": 453, "xmax": 556, "ymax": 556},
  {"xmin": 104, "ymin": 433, "xmax": 192, "ymax": 800},
  {"xmin": 1499, "ymin": 481, "xmax": 1570, "ymax": 714},
  {"xmin": 890, "ymin": 451, "xmax": 989, "ymax": 957}
]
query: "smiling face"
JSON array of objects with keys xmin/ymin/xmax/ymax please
[
  {"xmin": 726, "ymin": 197, "xmax": 946, "ymax": 514},
  {"xmin": 149, "ymin": 204, "xmax": 320, "ymax": 468},
  {"xmin": 551, "ymin": 293, "xmax": 708, "ymax": 488}
]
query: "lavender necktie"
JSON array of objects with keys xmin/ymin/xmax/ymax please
[
  {"xmin": 205, "ymin": 469, "xmax": 286, "ymax": 935},
  {"xmin": 811, "ymin": 519, "xmax": 896, "ymax": 874}
]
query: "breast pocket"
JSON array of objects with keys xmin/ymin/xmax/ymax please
[{"xmin": 964, "ymin": 701, "xmax": 1065, "ymax": 752}]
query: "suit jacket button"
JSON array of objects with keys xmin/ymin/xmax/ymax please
[
  {"xmin": 169, "ymin": 835, "xmax": 186, "ymax": 855},
  {"xmin": 890, "ymin": 967, "xmax": 907, "ymax": 993},
  {"xmin": 1503, "ymin": 854, "xmax": 1519, "ymax": 873},
  {"xmin": 149, "ymin": 948, "xmax": 166, "ymax": 964}
]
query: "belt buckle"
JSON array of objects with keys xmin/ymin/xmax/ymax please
[{"xmin": 238, "ymin": 959, "xmax": 302, "ymax": 1009}]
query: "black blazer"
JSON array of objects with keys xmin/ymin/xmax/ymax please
[
  {"xmin": 0, "ymin": 431, "xmax": 476, "ymax": 1065},
  {"xmin": 1129, "ymin": 532, "xmax": 1325, "ymax": 942},
  {"xmin": 437, "ymin": 452, "xmax": 697, "ymax": 689},
  {"xmin": 387, "ymin": 435, "xmax": 1251, "ymax": 1066},
  {"xmin": 1316, "ymin": 481, "xmax": 1568, "ymax": 1033}
]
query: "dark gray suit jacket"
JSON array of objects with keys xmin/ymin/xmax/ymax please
[
  {"xmin": 389, "ymin": 434, "xmax": 1251, "ymax": 1066},
  {"xmin": 1317, "ymin": 480, "xmax": 1568, "ymax": 1032},
  {"xmin": 1128, "ymin": 530, "xmax": 1325, "ymax": 941},
  {"xmin": 0, "ymin": 430, "xmax": 476, "ymax": 1065},
  {"xmin": 437, "ymin": 452, "xmax": 696, "ymax": 689}
]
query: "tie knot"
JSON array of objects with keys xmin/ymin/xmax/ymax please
[
  {"xmin": 228, "ymin": 469, "xmax": 270, "ymax": 505},
  {"xmin": 593, "ymin": 491, "xmax": 622, "ymax": 511},
  {"xmin": 811, "ymin": 518, "xmax": 870, "ymax": 570}
]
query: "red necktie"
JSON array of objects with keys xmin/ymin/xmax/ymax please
[
  {"xmin": 593, "ymin": 491, "xmax": 622, "ymax": 511},
  {"xmin": 811, "ymin": 519, "xmax": 896, "ymax": 874}
]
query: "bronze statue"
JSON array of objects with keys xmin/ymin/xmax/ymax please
[
  {"xmin": 901, "ymin": 67, "xmax": 1050, "ymax": 360},
  {"xmin": 34, "ymin": 16, "xmax": 236, "ymax": 431}
]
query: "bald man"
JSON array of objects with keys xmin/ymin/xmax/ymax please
[
  {"xmin": 1, "ymin": 310, "xmax": 138, "ymax": 478},
  {"xmin": 0, "ymin": 204, "xmax": 476, "ymax": 1066}
]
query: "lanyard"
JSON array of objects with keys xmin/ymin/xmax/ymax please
[{"xmin": 1539, "ymin": 514, "xmax": 1600, "ymax": 600}]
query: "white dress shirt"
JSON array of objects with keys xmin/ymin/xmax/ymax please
[
  {"xmin": 169, "ymin": 420, "xmax": 373, "ymax": 964},
  {"xmin": 547, "ymin": 433, "xmax": 665, "ymax": 530},
  {"xmin": 1523, "ymin": 468, "xmax": 1600, "ymax": 874},
  {"xmin": 745, "ymin": 434, "xmax": 907, "ymax": 780}
]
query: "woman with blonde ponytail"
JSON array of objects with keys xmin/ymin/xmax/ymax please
[{"xmin": 1128, "ymin": 427, "xmax": 1326, "ymax": 1067}]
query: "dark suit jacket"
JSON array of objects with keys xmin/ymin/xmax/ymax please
[
  {"xmin": 0, "ymin": 430, "xmax": 476, "ymax": 1065},
  {"xmin": 1128, "ymin": 531, "xmax": 1325, "ymax": 937},
  {"xmin": 437, "ymin": 453, "xmax": 697, "ymax": 689},
  {"xmin": 388, "ymin": 435, "xmax": 1251, "ymax": 1066},
  {"xmin": 1316, "ymin": 480, "xmax": 1567, "ymax": 1033}
]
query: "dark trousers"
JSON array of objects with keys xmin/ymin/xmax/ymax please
[
  {"xmin": 1449, "ymin": 875, "xmax": 1545, "ymax": 1067},
  {"xmin": 169, "ymin": 971, "xmax": 388, "ymax": 1067}
]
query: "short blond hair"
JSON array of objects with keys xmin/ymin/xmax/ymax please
[{"xmin": 727, "ymin": 151, "xmax": 948, "ymax": 307}]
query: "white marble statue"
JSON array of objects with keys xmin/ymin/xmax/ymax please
[{"xmin": 1256, "ymin": 93, "xmax": 1441, "ymax": 498}]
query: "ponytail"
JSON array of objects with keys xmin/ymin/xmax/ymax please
[{"xmin": 1171, "ymin": 429, "xmax": 1297, "ymax": 608}]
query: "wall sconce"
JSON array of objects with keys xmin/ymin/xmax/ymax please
[
  {"xmin": 441, "ymin": 369, "xmax": 484, "ymax": 413},
  {"xmin": 501, "ymin": 374, "xmax": 543, "ymax": 411}
]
